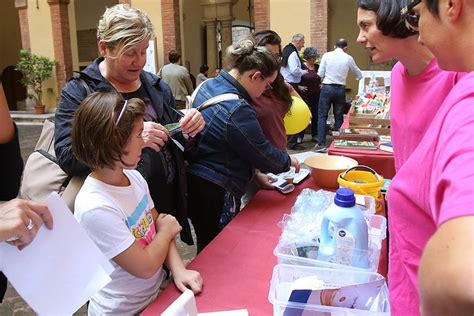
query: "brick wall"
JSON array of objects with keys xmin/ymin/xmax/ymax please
[
  {"xmin": 14, "ymin": 0, "xmax": 30, "ymax": 50},
  {"xmin": 48, "ymin": 0, "xmax": 73, "ymax": 92},
  {"xmin": 161, "ymin": 0, "xmax": 181, "ymax": 63},
  {"xmin": 253, "ymin": 0, "xmax": 269, "ymax": 31},
  {"xmin": 311, "ymin": 0, "xmax": 328, "ymax": 54}
]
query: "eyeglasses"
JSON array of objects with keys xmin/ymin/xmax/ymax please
[
  {"xmin": 259, "ymin": 74, "xmax": 274, "ymax": 92},
  {"xmin": 264, "ymin": 81, "xmax": 273, "ymax": 92},
  {"xmin": 401, "ymin": 0, "xmax": 421, "ymax": 32},
  {"xmin": 249, "ymin": 73, "xmax": 274, "ymax": 92}
]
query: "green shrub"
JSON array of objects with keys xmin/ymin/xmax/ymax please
[{"xmin": 15, "ymin": 49, "xmax": 55, "ymax": 105}]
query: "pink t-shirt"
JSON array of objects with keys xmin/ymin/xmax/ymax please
[
  {"xmin": 390, "ymin": 59, "xmax": 460, "ymax": 171},
  {"xmin": 387, "ymin": 72, "xmax": 474, "ymax": 315}
]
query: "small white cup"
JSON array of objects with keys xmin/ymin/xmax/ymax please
[{"xmin": 282, "ymin": 166, "xmax": 296, "ymax": 184}]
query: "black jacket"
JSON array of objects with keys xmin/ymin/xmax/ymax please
[
  {"xmin": 0, "ymin": 124, "xmax": 23, "ymax": 201},
  {"xmin": 0, "ymin": 124, "xmax": 23, "ymax": 301}
]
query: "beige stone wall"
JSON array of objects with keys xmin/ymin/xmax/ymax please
[
  {"xmin": 233, "ymin": 0, "xmax": 252, "ymax": 23},
  {"xmin": 68, "ymin": 0, "xmax": 79, "ymax": 72},
  {"xmin": 327, "ymin": 0, "xmax": 368, "ymax": 98},
  {"xmin": 133, "ymin": 0, "xmax": 165, "ymax": 71},
  {"xmin": 269, "ymin": 0, "xmax": 311, "ymax": 48},
  {"xmin": 74, "ymin": 0, "xmax": 116, "ymax": 30},
  {"xmin": 27, "ymin": 0, "xmax": 57, "ymax": 109},
  {"xmin": 73, "ymin": 0, "xmax": 116, "ymax": 68},
  {"xmin": 0, "ymin": 1, "xmax": 22, "ymax": 74},
  {"xmin": 182, "ymin": 0, "xmax": 204, "ymax": 76}
]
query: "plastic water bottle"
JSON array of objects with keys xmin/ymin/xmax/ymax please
[{"xmin": 317, "ymin": 188, "xmax": 369, "ymax": 268}]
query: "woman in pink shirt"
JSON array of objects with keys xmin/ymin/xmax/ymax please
[
  {"xmin": 356, "ymin": 1, "xmax": 463, "ymax": 315},
  {"xmin": 402, "ymin": 0, "xmax": 474, "ymax": 315},
  {"xmin": 357, "ymin": 0, "xmax": 461, "ymax": 172}
]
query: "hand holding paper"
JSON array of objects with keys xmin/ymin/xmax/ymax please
[{"xmin": 0, "ymin": 193, "xmax": 113, "ymax": 315}]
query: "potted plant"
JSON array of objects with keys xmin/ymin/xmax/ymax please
[{"xmin": 15, "ymin": 49, "xmax": 55, "ymax": 114}]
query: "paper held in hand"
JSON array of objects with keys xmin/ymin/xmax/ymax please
[{"xmin": 0, "ymin": 193, "xmax": 114, "ymax": 315}]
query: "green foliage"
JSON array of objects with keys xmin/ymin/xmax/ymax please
[{"xmin": 15, "ymin": 49, "xmax": 55, "ymax": 105}]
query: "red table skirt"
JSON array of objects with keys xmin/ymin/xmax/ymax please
[
  {"xmin": 142, "ymin": 180, "xmax": 388, "ymax": 315},
  {"xmin": 329, "ymin": 142, "xmax": 396, "ymax": 179}
]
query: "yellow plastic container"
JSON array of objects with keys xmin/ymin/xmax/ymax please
[{"xmin": 337, "ymin": 165, "xmax": 384, "ymax": 213}]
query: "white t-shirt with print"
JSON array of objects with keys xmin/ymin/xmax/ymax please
[{"xmin": 74, "ymin": 169, "xmax": 165, "ymax": 315}]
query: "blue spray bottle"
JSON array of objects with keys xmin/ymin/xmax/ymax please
[{"xmin": 317, "ymin": 188, "xmax": 369, "ymax": 268}]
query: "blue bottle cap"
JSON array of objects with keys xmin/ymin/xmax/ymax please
[{"xmin": 334, "ymin": 188, "xmax": 356, "ymax": 207}]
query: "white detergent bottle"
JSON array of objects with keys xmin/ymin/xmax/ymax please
[{"xmin": 317, "ymin": 188, "xmax": 369, "ymax": 268}]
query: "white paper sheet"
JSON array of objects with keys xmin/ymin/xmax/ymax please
[
  {"xmin": 161, "ymin": 289, "xmax": 249, "ymax": 316},
  {"xmin": 291, "ymin": 151, "xmax": 325, "ymax": 164},
  {"xmin": 199, "ymin": 310, "xmax": 249, "ymax": 316},
  {"xmin": 0, "ymin": 193, "xmax": 114, "ymax": 315}
]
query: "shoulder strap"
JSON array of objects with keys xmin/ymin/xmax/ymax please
[
  {"xmin": 186, "ymin": 80, "xmax": 239, "ymax": 112},
  {"xmin": 196, "ymin": 94, "xmax": 240, "ymax": 112},
  {"xmin": 73, "ymin": 71, "xmax": 92, "ymax": 96}
]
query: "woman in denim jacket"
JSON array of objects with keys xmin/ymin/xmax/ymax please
[{"xmin": 187, "ymin": 38, "xmax": 300, "ymax": 252}]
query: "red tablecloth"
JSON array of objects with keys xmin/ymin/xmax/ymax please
[
  {"xmin": 329, "ymin": 115, "xmax": 395, "ymax": 179},
  {"xmin": 142, "ymin": 180, "xmax": 388, "ymax": 315}
]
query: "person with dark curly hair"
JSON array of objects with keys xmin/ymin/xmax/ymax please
[{"xmin": 299, "ymin": 47, "xmax": 321, "ymax": 142}]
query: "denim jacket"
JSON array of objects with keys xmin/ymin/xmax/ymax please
[
  {"xmin": 186, "ymin": 70, "xmax": 290, "ymax": 197},
  {"xmin": 54, "ymin": 57, "xmax": 193, "ymax": 245}
]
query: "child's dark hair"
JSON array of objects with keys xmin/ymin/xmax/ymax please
[
  {"xmin": 223, "ymin": 38, "xmax": 279, "ymax": 78},
  {"xmin": 356, "ymin": 0, "xmax": 416, "ymax": 39},
  {"xmin": 72, "ymin": 92, "xmax": 145, "ymax": 170}
]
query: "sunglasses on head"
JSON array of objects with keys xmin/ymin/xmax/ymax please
[{"xmin": 401, "ymin": 0, "xmax": 422, "ymax": 32}]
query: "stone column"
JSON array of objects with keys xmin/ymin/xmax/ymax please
[
  {"xmin": 200, "ymin": 0, "xmax": 237, "ymax": 71},
  {"xmin": 204, "ymin": 21, "xmax": 218, "ymax": 72},
  {"xmin": 47, "ymin": 0, "xmax": 73, "ymax": 93},
  {"xmin": 220, "ymin": 19, "xmax": 233, "ymax": 55},
  {"xmin": 14, "ymin": 0, "xmax": 30, "ymax": 50}
]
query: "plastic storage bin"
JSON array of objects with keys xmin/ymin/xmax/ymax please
[
  {"xmin": 269, "ymin": 264, "xmax": 390, "ymax": 315},
  {"xmin": 274, "ymin": 214, "xmax": 386, "ymax": 272}
]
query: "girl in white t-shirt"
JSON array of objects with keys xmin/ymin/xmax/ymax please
[{"xmin": 72, "ymin": 92, "xmax": 202, "ymax": 315}]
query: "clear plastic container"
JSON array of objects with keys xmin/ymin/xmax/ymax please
[
  {"xmin": 268, "ymin": 264, "xmax": 390, "ymax": 315},
  {"xmin": 274, "ymin": 214, "xmax": 386, "ymax": 272}
]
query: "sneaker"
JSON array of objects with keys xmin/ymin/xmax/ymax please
[{"xmin": 313, "ymin": 144, "xmax": 328, "ymax": 153}]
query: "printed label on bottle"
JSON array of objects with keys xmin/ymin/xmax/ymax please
[{"xmin": 335, "ymin": 229, "xmax": 355, "ymax": 266}]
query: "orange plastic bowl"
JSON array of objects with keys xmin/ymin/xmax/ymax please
[{"xmin": 304, "ymin": 155, "xmax": 358, "ymax": 189}]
